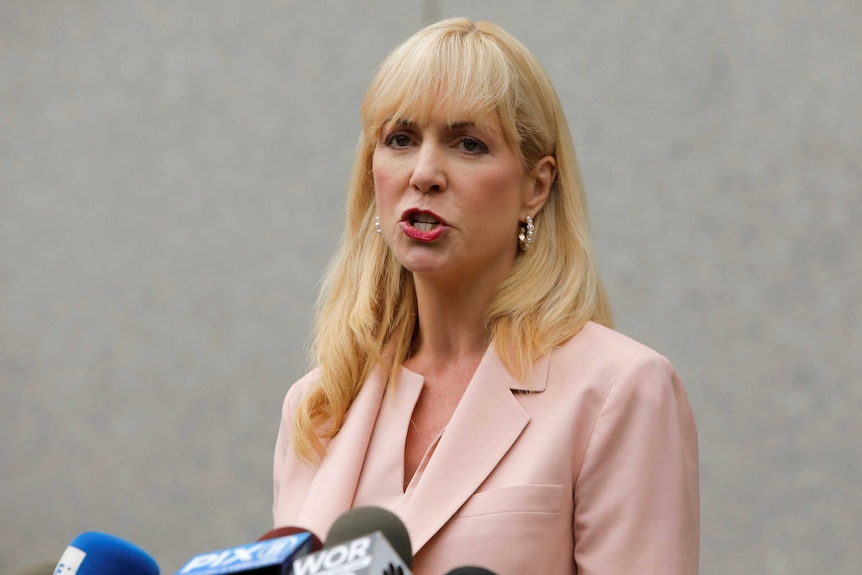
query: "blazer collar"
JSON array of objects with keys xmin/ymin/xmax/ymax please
[
  {"xmin": 397, "ymin": 344, "xmax": 551, "ymax": 552},
  {"xmin": 294, "ymin": 344, "xmax": 552, "ymax": 553}
]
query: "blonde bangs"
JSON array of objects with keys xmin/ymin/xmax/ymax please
[{"xmin": 361, "ymin": 21, "xmax": 521, "ymax": 147}]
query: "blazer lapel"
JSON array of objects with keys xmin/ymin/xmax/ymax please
[
  {"xmin": 397, "ymin": 346, "xmax": 550, "ymax": 553},
  {"xmin": 296, "ymin": 366, "xmax": 387, "ymax": 539}
]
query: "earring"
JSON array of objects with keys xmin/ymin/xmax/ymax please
[
  {"xmin": 518, "ymin": 215, "xmax": 534, "ymax": 251},
  {"xmin": 375, "ymin": 214, "xmax": 384, "ymax": 238}
]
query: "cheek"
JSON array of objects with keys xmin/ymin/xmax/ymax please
[
  {"xmin": 468, "ymin": 169, "xmax": 527, "ymax": 217},
  {"xmin": 372, "ymin": 158, "xmax": 402, "ymax": 206}
]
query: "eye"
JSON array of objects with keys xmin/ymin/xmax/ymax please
[
  {"xmin": 383, "ymin": 133, "xmax": 413, "ymax": 148},
  {"xmin": 456, "ymin": 137, "xmax": 488, "ymax": 154}
]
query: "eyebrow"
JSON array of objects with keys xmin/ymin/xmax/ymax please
[{"xmin": 390, "ymin": 118, "xmax": 491, "ymax": 132}]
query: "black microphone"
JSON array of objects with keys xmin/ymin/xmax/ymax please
[
  {"xmin": 174, "ymin": 527, "xmax": 320, "ymax": 575},
  {"xmin": 292, "ymin": 506, "xmax": 412, "ymax": 575},
  {"xmin": 53, "ymin": 531, "xmax": 160, "ymax": 575},
  {"xmin": 444, "ymin": 568, "xmax": 498, "ymax": 575}
]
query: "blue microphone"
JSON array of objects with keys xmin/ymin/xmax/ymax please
[{"xmin": 54, "ymin": 531, "xmax": 160, "ymax": 575}]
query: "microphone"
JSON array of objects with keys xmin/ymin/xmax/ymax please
[
  {"xmin": 444, "ymin": 568, "xmax": 498, "ymax": 575},
  {"xmin": 292, "ymin": 506, "xmax": 412, "ymax": 575},
  {"xmin": 174, "ymin": 529, "xmax": 319, "ymax": 575},
  {"xmin": 53, "ymin": 531, "xmax": 160, "ymax": 575}
]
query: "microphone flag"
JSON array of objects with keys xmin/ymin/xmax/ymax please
[
  {"xmin": 175, "ymin": 532, "xmax": 315, "ymax": 575},
  {"xmin": 291, "ymin": 531, "xmax": 411, "ymax": 575}
]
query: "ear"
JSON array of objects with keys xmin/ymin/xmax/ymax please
[{"xmin": 522, "ymin": 155, "xmax": 556, "ymax": 214}]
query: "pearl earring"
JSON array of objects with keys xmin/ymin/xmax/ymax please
[{"xmin": 518, "ymin": 215, "xmax": 534, "ymax": 251}]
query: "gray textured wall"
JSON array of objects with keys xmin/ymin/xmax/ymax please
[{"xmin": 1, "ymin": 1, "xmax": 859, "ymax": 573}]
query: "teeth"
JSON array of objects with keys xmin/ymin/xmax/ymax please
[
  {"xmin": 407, "ymin": 212, "xmax": 440, "ymax": 232},
  {"xmin": 412, "ymin": 212, "xmax": 439, "ymax": 224}
]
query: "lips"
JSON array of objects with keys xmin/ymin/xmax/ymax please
[{"xmin": 400, "ymin": 209, "xmax": 448, "ymax": 242}]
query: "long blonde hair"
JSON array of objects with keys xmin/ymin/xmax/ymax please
[{"xmin": 291, "ymin": 18, "xmax": 613, "ymax": 460}]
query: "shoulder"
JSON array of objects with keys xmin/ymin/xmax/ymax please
[
  {"xmin": 556, "ymin": 321, "xmax": 674, "ymax": 369},
  {"xmin": 557, "ymin": 321, "xmax": 664, "ymax": 362},
  {"xmin": 548, "ymin": 321, "xmax": 681, "ymax": 401},
  {"xmin": 280, "ymin": 368, "xmax": 321, "ymax": 420}
]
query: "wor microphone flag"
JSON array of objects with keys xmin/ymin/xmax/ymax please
[{"xmin": 292, "ymin": 531, "xmax": 411, "ymax": 575}]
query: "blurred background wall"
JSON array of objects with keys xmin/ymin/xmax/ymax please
[{"xmin": 1, "ymin": 1, "xmax": 859, "ymax": 573}]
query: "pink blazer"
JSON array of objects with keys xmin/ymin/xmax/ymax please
[{"xmin": 273, "ymin": 322, "xmax": 699, "ymax": 574}]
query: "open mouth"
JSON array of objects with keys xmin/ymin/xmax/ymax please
[
  {"xmin": 411, "ymin": 212, "xmax": 440, "ymax": 232},
  {"xmin": 400, "ymin": 209, "xmax": 447, "ymax": 242}
]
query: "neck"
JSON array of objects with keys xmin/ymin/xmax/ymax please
[{"xmin": 407, "ymin": 268, "xmax": 504, "ymax": 374}]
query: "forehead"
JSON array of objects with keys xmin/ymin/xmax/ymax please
[{"xmin": 363, "ymin": 29, "xmax": 523, "ymax": 149}]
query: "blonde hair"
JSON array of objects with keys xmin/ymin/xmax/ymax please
[{"xmin": 291, "ymin": 18, "xmax": 613, "ymax": 460}]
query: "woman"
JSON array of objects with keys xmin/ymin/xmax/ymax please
[{"xmin": 273, "ymin": 18, "xmax": 699, "ymax": 575}]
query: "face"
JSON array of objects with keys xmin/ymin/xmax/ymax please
[{"xmin": 372, "ymin": 108, "xmax": 548, "ymax": 287}]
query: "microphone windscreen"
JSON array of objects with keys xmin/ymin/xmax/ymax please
[
  {"xmin": 55, "ymin": 531, "xmax": 159, "ymax": 575},
  {"xmin": 3, "ymin": 561, "xmax": 58, "ymax": 575},
  {"xmin": 444, "ymin": 568, "xmax": 498, "ymax": 575},
  {"xmin": 257, "ymin": 527, "xmax": 322, "ymax": 551},
  {"xmin": 324, "ymin": 506, "xmax": 412, "ymax": 569}
]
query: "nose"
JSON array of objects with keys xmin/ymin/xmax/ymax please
[{"xmin": 409, "ymin": 142, "xmax": 446, "ymax": 194}]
